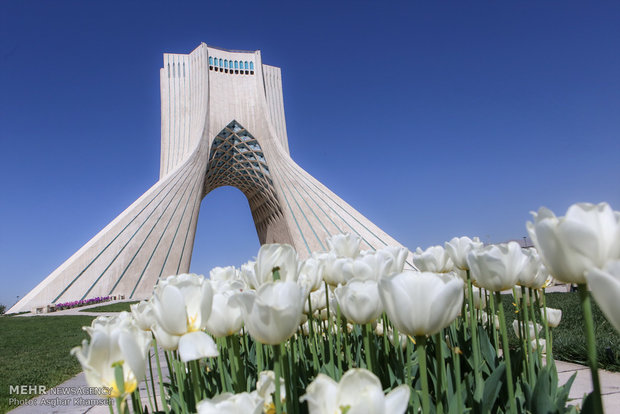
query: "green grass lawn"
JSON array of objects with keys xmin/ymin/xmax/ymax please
[
  {"xmin": 501, "ymin": 291, "xmax": 620, "ymax": 372},
  {"xmin": 0, "ymin": 315, "xmax": 95, "ymax": 413},
  {"xmin": 81, "ymin": 300, "xmax": 140, "ymax": 313}
]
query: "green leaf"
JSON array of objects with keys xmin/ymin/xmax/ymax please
[{"xmin": 481, "ymin": 361, "xmax": 505, "ymax": 413}]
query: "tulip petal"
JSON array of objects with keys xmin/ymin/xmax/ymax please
[
  {"xmin": 178, "ymin": 331, "xmax": 219, "ymax": 362},
  {"xmin": 151, "ymin": 323, "xmax": 181, "ymax": 350},
  {"xmin": 337, "ymin": 369, "xmax": 384, "ymax": 413},
  {"xmin": 384, "ymin": 385, "xmax": 411, "ymax": 414},
  {"xmin": 300, "ymin": 374, "xmax": 338, "ymax": 413},
  {"xmin": 156, "ymin": 285, "xmax": 188, "ymax": 335},
  {"xmin": 118, "ymin": 330, "xmax": 147, "ymax": 382},
  {"xmin": 586, "ymin": 263, "xmax": 620, "ymax": 333}
]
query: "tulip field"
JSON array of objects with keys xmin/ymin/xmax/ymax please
[{"xmin": 67, "ymin": 202, "xmax": 619, "ymax": 413}]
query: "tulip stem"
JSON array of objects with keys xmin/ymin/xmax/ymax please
[
  {"xmin": 578, "ymin": 284, "xmax": 604, "ymax": 414},
  {"xmin": 216, "ymin": 338, "xmax": 229, "ymax": 392},
  {"xmin": 495, "ymin": 291, "xmax": 516, "ymax": 414},
  {"xmin": 416, "ymin": 335, "xmax": 431, "ymax": 414},
  {"xmin": 528, "ymin": 288, "xmax": 543, "ymax": 367},
  {"xmin": 112, "ymin": 363, "xmax": 127, "ymax": 414},
  {"xmin": 541, "ymin": 289, "xmax": 554, "ymax": 365},
  {"xmin": 146, "ymin": 349, "xmax": 157, "ymax": 413},
  {"xmin": 335, "ymin": 305, "xmax": 343, "ymax": 379},
  {"xmin": 434, "ymin": 332, "xmax": 445, "ymax": 414},
  {"xmin": 466, "ymin": 270, "xmax": 483, "ymax": 400},
  {"xmin": 453, "ymin": 343, "xmax": 463, "ymax": 414},
  {"xmin": 256, "ymin": 340, "xmax": 264, "ymax": 374},
  {"xmin": 521, "ymin": 286, "xmax": 535, "ymax": 384},
  {"xmin": 227, "ymin": 335, "xmax": 244, "ymax": 393},
  {"xmin": 273, "ymin": 344, "xmax": 283, "ymax": 414},
  {"xmin": 488, "ymin": 290, "xmax": 500, "ymax": 354},
  {"xmin": 363, "ymin": 323, "xmax": 374, "ymax": 372},
  {"xmin": 307, "ymin": 295, "xmax": 320, "ymax": 372},
  {"xmin": 153, "ymin": 340, "xmax": 169, "ymax": 414}
]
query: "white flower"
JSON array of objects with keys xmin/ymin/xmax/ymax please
[
  {"xmin": 445, "ymin": 236, "xmax": 483, "ymax": 270},
  {"xmin": 322, "ymin": 253, "xmax": 354, "ymax": 286},
  {"xmin": 378, "ymin": 271, "xmax": 464, "ymax": 337},
  {"xmin": 300, "ymin": 368, "xmax": 410, "ymax": 414},
  {"xmin": 346, "ymin": 251, "xmax": 394, "ymax": 281},
  {"xmin": 150, "ymin": 274, "xmax": 218, "ymax": 361},
  {"xmin": 255, "ymin": 244, "xmax": 300, "ymax": 283},
  {"xmin": 256, "ymin": 370, "xmax": 286, "ymax": 407},
  {"xmin": 327, "ymin": 233, "xmax": 361, "ymax": 258},
  {"xmin": 130, "ymin": 299, "xmax": 156, "ymax": 331},
  {"xmin": 512, "ymin": 320, "xmax": 542, "ymax": 339},
  {"xmin": 304, "ymin": 283, "xmax": 331, "ymax": 314},
  {"xmin": 517, "ymin": 248, "xmax": 544, "ymax": 288},
  {"xmin": 210, "ymin": 266, "xmax": 239, "ymax": 283},
  {"xmin": 527, "ymin": 203, "xmax": 620, "ymax": 284},
  {"xmin": 412, "ymin": 245, "xmax": 454, "ymax": 273},
  {"xmin": 586, "ymin": 260, "xmax": 620, "ymax": 333},
  {"xmin": 466, "ymin": 286, "xmax": 487, "ymax": 310},
  {"xmin": 205, "ymin": 280, "xmax": 245, "ymax": 337},
  {"xmin": 197, "ymin": 392, "xmax": 263, "ymax": 414},
  {"xmin": 334, "ymin": 279, "xmax": 383, "ymax": 325},
  {"xmin": 544, "ymin": 307, "xmax": 562, "ymax": 328},
  {"xmin": 467, "ymin": 242, "xmax": 528, "ymax": 292},
  {"xmin": 229, "ymin": 281, "xmax": 304, "ymax": 344},
  {"xmin": 530, "ymin": 338, "xmax": 547, "ymax": 353},
  {"xmin": 71, "ymin": 312, "xmax": 152, "ymax": 398},
  {"xmin": 298, "ymin": 256, "xmax": 324, "ymax": 292},
  {"xmin": 375, "ymin": 246, "xmax": 409, "ymax": 275}
]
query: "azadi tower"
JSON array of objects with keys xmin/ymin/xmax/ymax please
[{"xmin": 11, "ymin": 43, "xmax": 413, "ymax": 313}]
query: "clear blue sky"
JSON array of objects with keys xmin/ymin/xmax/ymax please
[{"xmin": 1, "ymin": 1, "xmax": 619, "ymax": 308}]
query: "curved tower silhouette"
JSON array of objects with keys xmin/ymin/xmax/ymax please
[{"xmin": 10, "ymin": 43, "xmax": 413, "ymax": 313}]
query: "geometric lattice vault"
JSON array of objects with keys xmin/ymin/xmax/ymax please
[{"xmin": 10, "ymin": 43, "xmax": 413, "ymax": 313}]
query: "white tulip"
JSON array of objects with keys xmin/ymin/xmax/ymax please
[
  {"xmin": 346, "ymin": 251, "xmax": 394, "ymax": 281},
  {"xmin": 586, "ymin": 260, "xmax": 620, "ymax": 333},
  {"xmin": 299, "ymin": 256, "xmax": 324, "ymax": 292},
  {"xmin": 375, "ymin": 245, "xmax": 409, "ymax": 275},
  {"xmin": 412, "ymin": 245, "xmax": 454, "ymax": 273},
  {"xmin": 300, "ymin": 368, "xmax": 410, "ymax": 414},
  {"xmin": 255, "ymin": 244, "xmax": 300, "ymax": 283},
  {"xmin": 466, "ymin": 310, "xmax": 500, "ymax": 330},
  {"xmin": 378, "ymin": 271, "xmax": 464, "ymax": 337},
  {"xmin": 322, "ymin": 253, "xmax": 354, "ymax": 286},
  {"xmin": 150, "ymin": 273, "xmax": 218, "ymax": 361},
  {"xmin": 512, "ymin": 320, "xmax": 542, "ymax": 339},
  {"xmin": 467, "ymin": 242, "xmax": 528, "ymax": 292},
  {"xmin": 544, "ymin": 307, "xmax": 562, "ymax": 328},
  {"xmin": 71, "ymin": 312, "xmax": 152, "ymax": 398},
  {"xmin": 327, "ymin": 233, "xmax": 361, "ymax": 258},
  {"xmin": 517, "ymin": 248, "xmax": 543, "ymax": 288},
  {"xmin": 445, "ymin": 236, "xmax": 483, "ymax": 270},
  {"xmin": 466, "ymin": 286, "xmax": 487, "ymax": 310},
  {"xmin": 527, "ymin": 203, "xmax": 620, "ymax": 284},
  {"xmin": 531, "ymin": 338, "xmax": 547, "ymax": 353},
  {"xmin": 205, "ymin": 280, "xmax": 245, "ymax": 337},
  {"xmin": 256, "ymin": 370, "xmax": 286, "ymax": 407},
  {"xmin": 240, "ymin": 260, "xmax": 260, "ymax": 289},
  {"xmin": 210, "ymin": 266, "xmax": 240, "ymax": 283},
  {"xmin": 130, "ymin": 299, "xmax": 156, "ymax": 331},
  {"xmin": 334, "ymin": 279, "xmax": 383, "ymax": 325},
  {"xmin": 229, "ymin": 281, "xmax": 304, "ymax": 344},
  {"xmin": 304, "ymin": 283, "xmax": 330, "ymax": 314},
  {"xmin": 197, "ymin": 392, "xmax": 263, "ymax": 414}
]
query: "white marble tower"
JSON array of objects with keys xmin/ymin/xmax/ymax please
[{"xmin": 10, "ymin": 43, "xmax": 413, "ymax": 313}]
